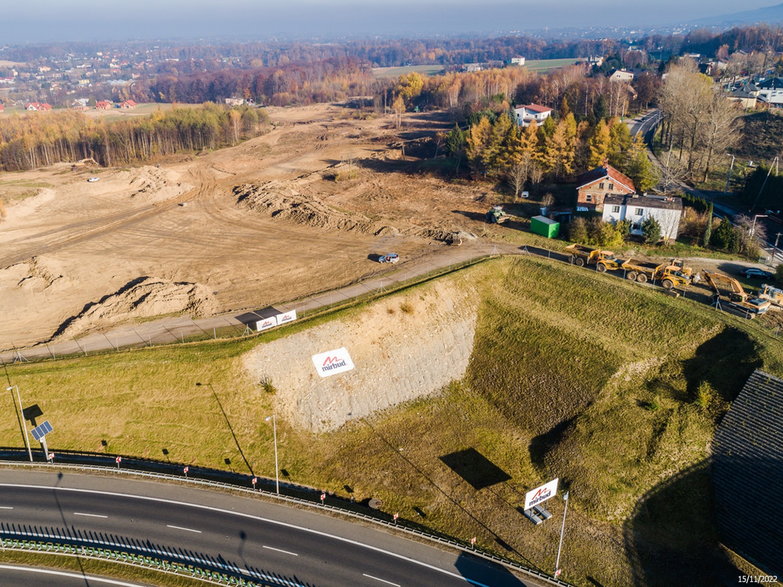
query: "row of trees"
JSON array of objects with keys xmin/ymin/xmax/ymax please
[
  {"xmin": 0, "ymin": 104, "xmax": 266, "ymax": 171},
  {"xmin": 568, "ymin": 216, "xmax": 662, "ymax": 247},
  {"xmin": 445, "ymin": 109, "xmax": 658, "ymax": 194},
  {"xmin": 658, "ymin": 60, "xmax": 743, "ymax": 184}
]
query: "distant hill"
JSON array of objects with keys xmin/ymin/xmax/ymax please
[{"xmin": 689, "ymin": 2, "xmax": 783, "ymax": 28}]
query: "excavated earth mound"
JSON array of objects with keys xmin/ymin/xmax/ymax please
[
  {"xmin": 234, "ymin": 182, "xmax": 373, "ymax": 232},
  {"xmin": 242, "ymin": 280, "xmax": 479, "ymax": 432},
  {"xmin": 52, "ymin": 277, "xmax": 218, "ymax": 340}
]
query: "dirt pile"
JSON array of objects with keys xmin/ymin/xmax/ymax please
[
  {"xmin": 234, "ymin": 182, "xmax": 373, "ymax": 232},
  {"xmin": 53, "ymin": 277, "xmax": 218, "ymax": 339},
  {"xmin": 0, "ymin": 255, "xmax": 67, "ymax": 292},
  {"xmin": 242, "ymin": 279, "xmax": 479, "ymax": 432}
]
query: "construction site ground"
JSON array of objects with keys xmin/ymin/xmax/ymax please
[{"xmin": 0, "ymin": 103, "xmax": 775, "ymax": 360}]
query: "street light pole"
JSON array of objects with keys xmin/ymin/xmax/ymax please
[
  {"xmin": 7, "ymin": 386, "xmax": 33, "ymax": 462},
  {"xmin": 554, "ymin": 491, "xmax": 570, "ymax": 578},
  {"xmin": 265, "ymin": 414, "xmax": 279, "ymax": 494}
]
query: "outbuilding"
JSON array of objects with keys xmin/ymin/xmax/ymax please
[{"xmin": 530, "ymin": 215, "xmax": 560, "ymax": 238}]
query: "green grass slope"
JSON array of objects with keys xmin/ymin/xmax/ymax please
[{"xmin": 3, "ymin": 255, "xmax": 783, "ymax": 586}]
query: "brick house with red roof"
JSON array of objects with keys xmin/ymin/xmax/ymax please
[
  {"xmin": 95, "ymin": 100, "xmax": 113, "ymax": 110},
  {"xmin": 575, "ymin": 164, "xmax": 635, "ymax": 212},
  {"xmin": 119, "ymin": 100, "xmax": 137, "ymax": 109},
  {"xmin": 25, "ymin": 102, "xmax": 52, "ymax": 111}
]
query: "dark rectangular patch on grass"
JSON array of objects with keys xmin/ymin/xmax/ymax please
[{"xmin": 439, "ymin": 448, "xmax": 511, "ymax": 490}]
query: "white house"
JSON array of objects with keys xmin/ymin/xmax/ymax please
[
  {"xmin": 510, "ymin": 56, "xmax": 526, "ymax": 66},
  {"xmin": 513, "ymin": 104, "xmax": 552, "ymax": 127},
  {"xmin": 609, "ymin": 69, "xmax": 635, "ymax": 83},
  {"xmin": 602, "ymin": 193, "xmax": 683, "ymax": 241}
]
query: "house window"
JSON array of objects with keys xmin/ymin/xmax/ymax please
[
  {"xmin": 608, "ymin": 183, "xmax": 614, "ymax": 190},
  {"xmin": 635, "ymin": 208, "xmax": 644, "ymax": 216},
  {"xmin": 585, "ymin": 194, "xmax": 593, "ymax": 202},
  {"xmin": 598, "ymin": 182, "xmax": 605, "ymax": 189},
  {"xmin": 612, "ymin": 205, "xmax": 620, "ymax": 213}
]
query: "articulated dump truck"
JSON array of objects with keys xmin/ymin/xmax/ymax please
[
  {"xmin": 621, "ymin": 258, "xmax": 693, "ymax": 290},
  {"xmin": 564, "ymin": 244, "xmax": 623, "ymax": 272}
]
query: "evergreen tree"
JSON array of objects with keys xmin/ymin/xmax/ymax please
[
  {"xmin": 642, "ymin": 216, "xmax": 662, "ymax": 244},
  {"xmin": 703, "ymin": 202, "xmax": 714, "ymax": 246}
]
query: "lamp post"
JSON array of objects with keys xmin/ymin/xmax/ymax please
[
  {"xmin": 265, "ymin": 414, "xmax": 279, "ymax": 494},
  {"xmin": 7, "ymin": 386, "xmax": 33, "ymax": 462},
  {"xmin": 554, "ymin": 491, "xmax": 570, "ymax": 578}
]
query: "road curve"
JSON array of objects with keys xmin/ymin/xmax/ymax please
[
  {"xmin": 0, "ymin": 470, "xmax": 545, "ymax": 587},
  {"xmin": 0, "ymin": 564, "xmax": 148, "ymax": 587}
]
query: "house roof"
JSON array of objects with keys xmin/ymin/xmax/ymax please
[
  {"xmin": 575, "ymin": 164, "xmax": 635, "ymax": 192},
  {"xmin": 712, "ymin": 369, "xmax": 783, "ymax": 576},
  {"xmin": 603, "ymin": 193, "xmax": 683, "ymax": 211},
  {"xmin": 518, "ymin": 103, "xmax": 552, "ymax": 113}
]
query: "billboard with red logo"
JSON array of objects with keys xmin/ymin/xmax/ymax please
[
  {"xmin": 312, "ymin": 347, "xmax": 355, "ymax": 377},
  {"xmin": 524, "ymin": 478, "xmax": 559, "ymax": 510}
]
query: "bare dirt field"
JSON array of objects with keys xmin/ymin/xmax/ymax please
[{"xmin": 0, "ymin": 103, "xmax": 496, "ymax": 350}]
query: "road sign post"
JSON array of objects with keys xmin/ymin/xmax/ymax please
[
  {"xmin": 554, "ymin": 491, "xmax": 570, "ymax": 578},
  {"xmin": 30, "ymin": 420, "xmax": 54, "ymax": 462},
  {"xmin": 116, "ymin": 456, "xmax": 122, "ymax": 469}
]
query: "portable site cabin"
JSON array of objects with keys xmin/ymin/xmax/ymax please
[{"xmin": 530, "ymin": 215, "xmax": 560, "ymax": 238}]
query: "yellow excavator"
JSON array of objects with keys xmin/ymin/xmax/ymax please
[
  {"xmin": 701, "ymin": 271, "xmax": 771, "ymax": 315},
  {"xmin": 759, "ymin": 283, "xmax": 783, "ymax": 308}
]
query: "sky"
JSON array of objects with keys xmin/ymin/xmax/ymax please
[{"xmin": 0, "ymin": 0, "xmax": 777, "ymax": 43}]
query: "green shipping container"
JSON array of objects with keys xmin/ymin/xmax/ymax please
[{"xmin": 530, "ymin": 215, "xmax": 560, "ymax": 238}]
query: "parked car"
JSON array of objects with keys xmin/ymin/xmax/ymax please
[
  {"xmin": 743, "ymin": 267, "xmax": 774, "ymax": 280},
  {"xmin": 378, "ymin": 253, "xmax": 399, "ymax": 264},
  {"xmin": 87, "ymin": 177, "xmax": 100, "ymax": 182}
]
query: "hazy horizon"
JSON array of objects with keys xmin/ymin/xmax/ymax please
[{"xmin": 0, "ymin": 0, "xmax": 777, "ymax": 44}]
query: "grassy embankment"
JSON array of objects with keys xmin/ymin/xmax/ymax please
[{"xmin": 3, "ymin": 255, "xmax": 782, "ymax": 586}]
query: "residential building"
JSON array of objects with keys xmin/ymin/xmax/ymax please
[
  {"xmin": 601, "ymin": 193, "xmax": 683, "ymax": 241},
  {"xmin": 513, "ymin": 104, "xmax": 552, "ymax": 127},
  {"xmin": 510, "ymin": 56, "xmax": 526, "ymax": 66},
  {"xmin": 119, "ymin": 100, "xmax": 137, "ymax": 109},
  {"xmin": 95, "ymin": 100, "xmax": 112, "ymax": 110},
  {"xmin": 757, "ymin": 78, "xmax": 783, "ymax": 108},
  {"xmin": 25, "ymin": 102, "xmax": 52, "ymax": 111},
  {"xmin": 224, "ymin": 97, "xmax": 245, "ymax": 106},
  {"xmin": 609, "ymin": 69, "xmax": 634, "ymax": 83},
  {"xmin": 575, "ymin": 164, "xmax": 635, "ymax": 212},
  {"xmin": 727, "ymin": 91, "xmax": 758, "ymax": 109}
]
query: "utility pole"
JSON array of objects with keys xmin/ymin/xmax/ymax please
[
  {"xmin": 724, "ymin": 154, "xmax": 735, "ymax": 194},
  {"xmin": 265, "ymin": 414, "xmax": 279, "ymax": 494},
  {"xmin": 7, "ymin": 386, "xmax": 32, "ymax": 462}
]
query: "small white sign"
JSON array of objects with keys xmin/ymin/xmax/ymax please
[
  {"xmin": 256, "ymin": 317, "xmax": 277, "ymax": 331},
  {"xmin": 276, "ymin": 309, "xmax": 297, "ymax": 325},
  {"xmin": 524, "ymin": 478, "xmax": 559, "ymax": 510},
  {"xmin": 312, "ymin": 347, "xmax": 355, "ymax": 377}
]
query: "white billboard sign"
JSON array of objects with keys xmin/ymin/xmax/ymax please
[
  {"xmin": 524, "ymin": 478, "xmax": 559, "ymax": 510},
  {"xmin": 256, "ymin": 317, "xmax": 278, "ymax": 331},
  {"xmin": 312, "ymin": 347, "xmax": 355, "ymax": 377},
  {"xmin": 276, "ymin": 310, "xmax": 297, "ymax": 325}
]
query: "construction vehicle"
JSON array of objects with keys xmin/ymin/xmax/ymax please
[
  {"xmin": 621, "ymin": 258, "xmax": 693, "ymax": 289},
  {"xmin": 486, "ymin": 206, "xmax": 508, "ymax": 224},
  {"xmin": 564, "ymin": 244, "xmax": 623, "ymax": 272},
  {"xmin": 377, "ymin": 253, "xmax": 399, "ymax": 264},
  {"xmin": 759, "ymin": 283, "xmax": 783, "ymax": 308},
  {"xmin": 701, "ymin": 271, "xmax": 771, "ymax": 315}
]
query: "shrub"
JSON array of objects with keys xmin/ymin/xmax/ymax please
[{"xmin": 641, "ymin": 216, "xmax": 662, "ymax": 244}]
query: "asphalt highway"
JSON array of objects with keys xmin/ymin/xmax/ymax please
[{"xmin": 0, "ymin": 470, "xmax": 543, "ymax": 587}]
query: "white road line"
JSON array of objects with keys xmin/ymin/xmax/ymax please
[
  {"xmin": 166, "ymin": 524, "xmax": 202, "ymax": 533},
  {"xmin": 0, "ymin": 506, "xmax": 13, "ymax": 510},
  {"xmin": 0, "ymin": 564, "xmax": 145, "ymax": 586},
  {"xmin": 73, "ymin": 512, "xmax": 108, "ymax": 518},
  {"xmin": 262, "ymin": 545, "xmax": 299, "ymax": 556},
  {"xmin": 0, "ymin": 483, "xmax": 492, "ymax": 587},
  {"xmin": 363, "ymin": 573, "xmax": 401, "ymax": 587}
]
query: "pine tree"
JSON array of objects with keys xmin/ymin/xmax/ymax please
[{"xmin": 703, "ymin": 202, "xmax": 714, "ymax": 246}]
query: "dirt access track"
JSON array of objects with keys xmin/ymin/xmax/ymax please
[{"xmin": 0, "ymin": 103, "xmax": 496, "ymax": 350}]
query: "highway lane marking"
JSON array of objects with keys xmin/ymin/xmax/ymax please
[
  {"xmin": 0, "ymin": 483, "xmax": 492, "ymax": 587},
  {"xmin": 166, "ymin": 524, "xmax": 202, "ymax": 533},
  {"xmin": 73, "ymin": 512, "xmax": 108, "ymax": 518},
  {"xmin": 0, "ymin": 564, "xmax": 145, "ymax": 586},
  {"xmin": 262, "ymin": 545, "xmax": 299, "ymax": 556},
  {"xmin": 0, "ymin": 506, "xmax": 13, "ymax": 509},
  {"xmin": 363, "ymin": 573, "xmax": 400, "ymax": 586}
]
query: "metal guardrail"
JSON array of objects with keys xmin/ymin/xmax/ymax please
[
  {"xmin": 0, "ymin": 450, "xmax": 571, "ymax": 587},
  {"xmin": 0, "ymin": 538, "xmax": 260, "ymax": 586}
]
